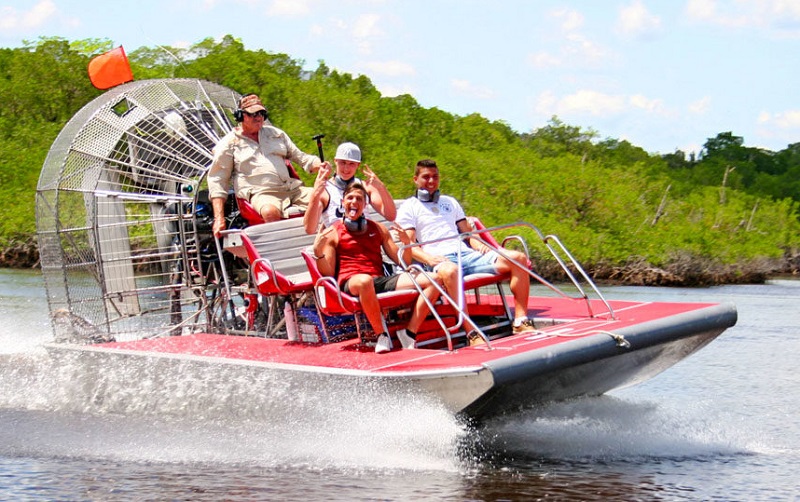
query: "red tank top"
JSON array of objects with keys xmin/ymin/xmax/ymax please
[{"xmin": 334, "ymin": 219, "xmax": 384, "ymax": 287}]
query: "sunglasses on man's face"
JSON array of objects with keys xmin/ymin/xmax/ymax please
[{"xmin": 244, "ymin": 110, "xmax": 267, "ymax": 119}]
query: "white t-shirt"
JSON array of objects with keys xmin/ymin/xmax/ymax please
[{"xmin": 395, "ymin": 195, "xmax": 470, "ymax": 256}]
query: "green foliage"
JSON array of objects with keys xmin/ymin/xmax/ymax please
[
  {"xmin": 661, "ymin": 131, "xmax": 800, "ymax": 202},
  {"xmin": 1, "ymin": 36, "xmax": 798, "ymax": 272}
]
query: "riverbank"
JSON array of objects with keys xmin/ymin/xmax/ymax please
[
  {"xmin": 535, "ymin": 251, "xmax": 799, "ymax": 286},
  {"xmin": 3, "ymin": 240, "xmax": 797, "ymax": 287},
  {"xmin": 0, "ymin": 240, "xmax": 38, "ymax": 269}
]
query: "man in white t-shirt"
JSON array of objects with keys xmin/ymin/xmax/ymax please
[{"xmin": 394, "ymin": 159, "xmax": 536, "ymax": 346}]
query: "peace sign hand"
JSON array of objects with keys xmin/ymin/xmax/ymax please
[
  {"xmin": 361, "ymin": 164, "xmax": 384, "ymax": 188},
  {"xmin": 314, "ymin": 161, "xmax": 332, "ymax": 188}
]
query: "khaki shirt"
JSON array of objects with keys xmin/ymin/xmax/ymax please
[{"xmin": 207, "ymin": 125, "xmax": 319, "ymax": 200}]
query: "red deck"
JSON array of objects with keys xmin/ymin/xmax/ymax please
[{"xmin": 97, "ymin": 297, "xmax": 717, "ymax": 374}]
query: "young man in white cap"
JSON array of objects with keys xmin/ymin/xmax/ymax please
[
  {"xmin": 303, "ymin": 142, "xmax": 396, "ymax": 234},
  {"xmin": 208, "ymin": 93, "xmax": 322, "ymax": 236}
]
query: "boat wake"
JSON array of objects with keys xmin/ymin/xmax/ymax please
[
  {"xmin": 472, "ymin": 395, "xmax": 755, "ymax": 466},
  {"xmin": 0, "ymin": 350, "xmax": 466, "ymax": 473},
  {"xmin": 0, "ymin": 333, "xmax": 757, "ymax": 476}
]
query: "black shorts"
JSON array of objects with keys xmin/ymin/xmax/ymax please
[{"xmin": 342, "ymin": 274, "xmax": 400, "ymax": 296}]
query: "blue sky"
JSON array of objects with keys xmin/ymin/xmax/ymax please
[{"xmin": 2, "ymin": 0, "xmax": 799, "ymax": 155}]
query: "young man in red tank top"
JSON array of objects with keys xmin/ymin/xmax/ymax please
[{"xmin": 312, "ymin": 183, "xmax": 440, "ymax": 353}]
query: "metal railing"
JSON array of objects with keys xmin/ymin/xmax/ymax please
[{"xmin": 395, "ymin": 220, "xmax": 616, "ymax": 350}]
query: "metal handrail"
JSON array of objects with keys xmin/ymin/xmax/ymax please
[
  {"xmin": 401, "ymin": 263, "xmax": 493, "ymax": 351},
  {"xmin": 397, "ymin": 220, "xmax": 615, "ymax": 321},
  {"xmin": 313, "ymin": 275, "xmax": 353, "ymax": 314}
]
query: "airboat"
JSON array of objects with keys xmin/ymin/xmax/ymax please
[{"xmin": 36, "ymin": 79, "xmax": 737, "ymax": 421}]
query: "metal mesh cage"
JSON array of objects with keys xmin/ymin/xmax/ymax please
[{"xmin": 36, "ymin": 79, "xmax": 240, "ymax": 342}]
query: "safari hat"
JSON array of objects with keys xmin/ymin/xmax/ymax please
[{"xmin": 239, "ymin": 94, "xmax": 266, "ymax": 113}]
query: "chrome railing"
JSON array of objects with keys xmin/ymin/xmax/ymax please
[{"xmin": 396, "ymin": 220, "xmax": 616, "ymax": 350}]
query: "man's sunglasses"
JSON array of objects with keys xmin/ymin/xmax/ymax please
[{"xmin": 244, "ymin": 110, "xmax": 268, "ymax": 119}]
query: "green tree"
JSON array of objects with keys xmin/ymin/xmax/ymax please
[{"xmin": 1, "ymin": 36, "xmax": 797, "ymax": 280}]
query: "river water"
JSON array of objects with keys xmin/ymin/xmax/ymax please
[{"xmin": 1, "ymin": 268, "xmax": 798, "ymax": 501}]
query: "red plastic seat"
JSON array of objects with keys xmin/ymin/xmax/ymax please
[
  {"xmin": 241, "ymin": 232, "xmax": 312, "ymax": 296},
  {"xmin": 301, "ymin": 249, "xmax": 419, "ymax": 343},
  {"xmin": 237, "ymin": 197, "xmax": 265, "ymax": 226},
  {"xmin": 222, "ymin": 216, "xmax": 316, "ymax": 338}
]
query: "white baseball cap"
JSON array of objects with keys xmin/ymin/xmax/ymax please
[{"xmin": 334, "ymin": 142, "xmax": 361, "ymax": 162}]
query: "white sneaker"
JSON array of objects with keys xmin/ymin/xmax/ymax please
[
  {"xmin": 375, "ymin": 333, "xmax": 392, "ymax": 354},
  {"xmin": 395, "ymin": 329, "xmax": 416, "ymax": 349}
]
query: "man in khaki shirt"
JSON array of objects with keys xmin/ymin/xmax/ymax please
[{"xmin": 208, "ymin": 94, "xmax": 324, "ymax": 235}]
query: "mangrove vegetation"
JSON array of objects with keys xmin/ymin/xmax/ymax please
[{"xmin": 1, "ymin": 36, "xmax": 798, "ymax": 284}]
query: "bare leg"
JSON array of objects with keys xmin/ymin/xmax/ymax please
[
  {"xmin": 435, "ymin": 261, "xmax": 478, "ymax": 332},
  {"xmin": 260, "ymin": 204, "xmax": 283, "ymax": 223},
  {"xmin": 346, "ymin": 274, "xmax": 385, "ymax": 334},
  {"xmin": 496, "ymin": 250, "xmax": 531, "ymax": 319},
  {"xmin": 395, "ymin": 273, "xmax": 441, "ymax": 333}
]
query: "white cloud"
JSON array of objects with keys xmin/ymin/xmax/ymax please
[
  {"xmin": 755, "ymin": 109, "xmax": 800, "ymax": 147},
  {"xmin": 758, "ymin": 110, "xmax": 800, "ymax": 128},
  {"xmin": 375, "ymin": 83, "xmax": 416, "ymax": 98},
  {"xmin": 535, "ymin": 90, "xmax": 558, "ymax": 114},
  {"xmin": 267, "ymin": 0, "xmax": 310, "ymax": 17},
  {"xmin": 528, "ymin": 51, "xmax": 561, "ymax": 69},
  {"xmin": 451, "ymin": 79, "xmax": 495, "ymax": 100},
  {"xmin": 0, "ymin": 0, "xmax": 57, "ymax": 31},
  {"xmin": 685, "ymin": 0, "xmax": 749, "ymax": 27},
  {"xmin": 353, "ymin": 13, "xmax": 382, "ymax": 39},
  {"xmin": 536, "ymin": 89, "xmax": 670, "ymax": 117},
  {"xmin": 27, "ymin": 0, "xmax": 56, "ymax": 26},
  {"xmin": 552, "ymin": 8, "xmax": 584, "ymax": 31},
  {"xmin": 686, "ymin": 0, "xmax": 800, "ymax": 31},
  {"xmin": 745, "ymin": 0, "xmax": 800, "ymax": 27},
  {"xmin": 352, "ymin": 13, "xmax": 383, "ymax": 54},
  {"xmin": 525, "ymin": 8, "xmax": 612, "ymax": 70},
  {"xmin": 564, "ymin": 90, "xmax": 626, "ymax": 115},
  {"xmin": 536, "ymin": 89, "xmax": 625, "ymax": 116},
  {"xmin": 769, "ymin": 0, "xmax": 800, "ymax": 19},
  {"xmin": 755, "ymin": 0, "xmax": 800, "ymax": 31},
  {"xmin": 775, "ymin": 110, "xmax": 800, "ymax": 129},
  {"xmin": 688, "ymin": 96, "xmax": 711, "ymax": 114},
  {"xmin": 564, "ymin": 33, "xmax": 610, "ymax": 64},
  {"xmin": 361, "ymin": 60, "xmax": 415, "ymax": 77},
  {"xmin": 629, "ymin": 94, "xmax": 665, "ymax": 113},
  {"xmin": 310, "ymin": 12, "xmax": 384, "ymax": 54},
  {"xmin": 0, "ymin": 8, "xmax": 14, "ymax": 30},
  {"xmin": 685, "ymin": 0, "xmax": 716, "ymax": 22},
  {"xmin": 617, "ymin": 0, "xmax": 662, "ymax": 36}
]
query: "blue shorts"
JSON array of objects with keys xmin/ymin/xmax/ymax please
[{"xmin": 442, "ymin": 250, "xmax": 499, "ymax": 276}]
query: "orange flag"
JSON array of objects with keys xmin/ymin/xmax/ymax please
[{"xmin": 88, "ymin": 46, "xmax": 134, "ymax": 90}]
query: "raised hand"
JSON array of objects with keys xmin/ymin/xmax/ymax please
[
  {"xmin": 361, "ymin": 164, "xmax": 384, "ymax": 188},
  {"xmin": 391, "ymin": 223, "xmax": 411, "ymax": 245},
  {"xmin": 314, "ymin": 161, "xmax": 332, "ymax": 188}
]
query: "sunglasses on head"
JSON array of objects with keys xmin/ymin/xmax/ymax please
[{"xmin": 244, "ymin": 110, "xmax": 267, "ymax": 119}]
